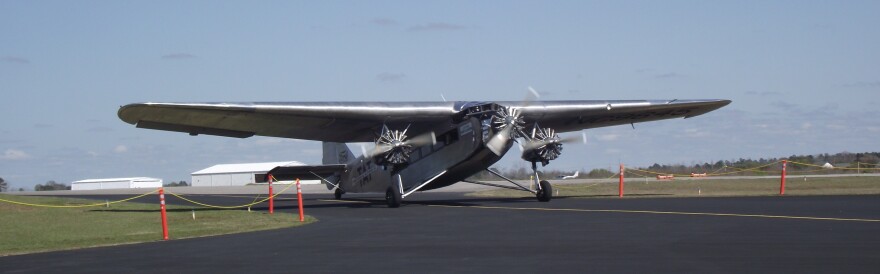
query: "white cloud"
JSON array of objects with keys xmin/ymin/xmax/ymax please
[
  {"xmin": 1, "ymin": 149, "xmax": 31, "ymax": 160},
  {"xmin": 377, "ymin": 72, "xmax": 406, "ymax": 82},
  {"xmin": 114, "ymin": 145, "xmax": 128, "ymax": 153},
  {"xmin": 161, "ymin": 53, "xmax": 197, "ymax": 60},
  {"xmin": 371, "ymin": 18, "xmax": 398, "ymax": 26},
  {"xmin": 1, "ymin": 56, "xmax": 30, "ymax": 64},
  {"xmin": 301, "ymin": 148, "xmax": 322, "ymax": 155},
  {"xmin": 253, "ymin": 137, "xmax": 290, "ymax": 146},
  {"xmin": 825, "ymin": 124, "xmax": 846, "ymax": 130},
  {"xmin": 408, "ymin": 22, "xmax": 467, "ymax": 32},
  {"xmin": 682, "ymin": 128, "xmax": 710, "ymax": 138},
  {"xmin": 604, "ymin": 148, "xmax": 621, "ymax": 154},
  {"xmin": 87, "ymin": 151, "xmax": 99, "ymax": 157},
  {"xmin": 801, "ymin": 122, "xmax": 813, "ymax": 130}
]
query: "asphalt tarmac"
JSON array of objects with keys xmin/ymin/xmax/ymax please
[{"xmin": 2, "ymin": 193, "xmax": 879, "ymax": 273}]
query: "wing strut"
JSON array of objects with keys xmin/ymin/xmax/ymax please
[
  {"xmin": 459, "ymin": 168, "xmax": 537, "ymax": 194},
  {"xmin": 309, "ymin": 171, "xmax": 341, "ymax": 191},
  {"xmin": 401, "ymin": 170, "xmax": 447, "ymax": 198}
]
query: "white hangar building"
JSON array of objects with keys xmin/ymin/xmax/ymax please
[
  {"xmin": 191, "ymin": 161, "xmax": 321, "ymax": 187},
  {"xmin": 71, "ymin": 177, "xmax": 163, "ymax": 191}
]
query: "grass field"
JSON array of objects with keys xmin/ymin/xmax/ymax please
[
  {"xmin": 0, "ymin": 195, "xmax": 313, "ymax": 256},
  {"xmin": 469, "ymin": 176, "xmax": 880, "ymax": 199}
]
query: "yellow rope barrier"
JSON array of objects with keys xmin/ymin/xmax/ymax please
[
  {"xmin": 0, "ymin": 189, "xmax": 159, "ymax": 208},
  {"xmin": 624, "ymin": 169, "xmax": 652, "ymax": 177},
  {"xmin": 607, "ymin": 172, "xmax": 620, "ymax": 179},
  {"xmin": 788, "ymin": 161, "xmax": 880, "ymax": 171},
  {"xmin": 630, "ymin": 161, "xmax": 783, "ymax": 177},
  {"xmin": 724, "ymin": 166, "xmax": 771, "ymax": 175},
  {"xmin": 786, "ymin": 168, "xmax": 835, "ymax": 175},
  {"xmin": 166, "ymin": 182, "xmax": 296, "ymax": 209}
]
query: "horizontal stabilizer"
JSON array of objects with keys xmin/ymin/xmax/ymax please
[{"xmin": 264, "ymin": 164, "xmax": 346, "ymax": 182}]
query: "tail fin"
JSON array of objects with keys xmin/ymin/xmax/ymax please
[
  {"xmin": 322, "ymin": 142, "xmax": 355, "ymax": 165},
  {"xmin": 573, "ymin": 171, "xmax": 579, "ymax": 177}
]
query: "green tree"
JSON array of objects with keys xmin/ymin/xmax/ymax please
[
  {"xmin": 163, "ymin": 181, "xmax": 189, "ymax": 187},
  {"xmin": 0, "ymin": 177, "xmax": 7, "ymax": 192},
  {"xmin": 34, "ymin": 180, "xmax": 69, "ymax": 191}
]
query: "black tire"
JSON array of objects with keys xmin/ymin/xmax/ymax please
[
  {"xmin": 386, "ymin": 186, "xmax": 402, "ymax": 208},
  {"xmin": 334, "ymin": 188, "xmax": 345, "ymax": 200},
  {"xmin": 537, "ymin": 180, "xmax": 552, "ymax": 202}
]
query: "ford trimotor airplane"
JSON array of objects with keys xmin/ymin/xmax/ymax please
[{"xmin": 118, "ymin": 90, "xmax": 729, "ymax": 207}]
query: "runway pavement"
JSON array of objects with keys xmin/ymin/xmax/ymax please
[{"xmin": 2, "ymin": 192, "xmax": 879, "ymax": 273}]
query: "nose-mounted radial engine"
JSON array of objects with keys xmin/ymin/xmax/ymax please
[
  {"xmin": 461, "ymin": 88, "xmax": 587, "ymax": 203},
  {"xmin": 486, "ymin": 106, "xmax": 526, "ymax": 156}
]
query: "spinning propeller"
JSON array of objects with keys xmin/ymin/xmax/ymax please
[
  {"xmin": 486, "ymin": 87, "xmax": 541, "ymax": 156},
  {"xmin": 520, "ymin": 124, "xmax": 587, "ymax": 165},
  {"xmin": 364, "ymin": 125, "xmax": 436, "ymax": 165}
]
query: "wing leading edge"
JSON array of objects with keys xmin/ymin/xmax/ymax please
[{"xmin": 118, "ymin": 99, "xmax": 730, "ymax": 142}]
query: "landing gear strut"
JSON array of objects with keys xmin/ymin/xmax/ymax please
[
  {"xmin": 461, "ymin": 161, "xmax": 553, "ymax": 202},
  {"xmin": 334, "ymin": 188, "xmax": 345, "ymax": 200},
  {"xmin": 531, "ymin": 161, "xmax": 552, "ymax": 202}
]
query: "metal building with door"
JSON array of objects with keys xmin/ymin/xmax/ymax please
[
  {"xmin": 71, "ymin": 177, "xmax": 163, "ymax": 191},
  {"xmin": 190, "ymin": 161, "xmax": 320, "ymax": 187}
]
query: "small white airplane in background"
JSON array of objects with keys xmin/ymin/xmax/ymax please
[{"xmin": 558, "ymin": 171, "xmax": 579, "ymax": 179}]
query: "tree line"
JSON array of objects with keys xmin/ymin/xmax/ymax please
[{"xmin": 640, "ymin": 151, "xmax": 879, "ymax": 176}]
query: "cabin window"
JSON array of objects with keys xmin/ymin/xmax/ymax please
[{"xmin": 431, "ymin": 129, "xmax": 459, "ymax": 151}]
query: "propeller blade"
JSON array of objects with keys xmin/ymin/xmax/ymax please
[
  {"xmin": 363, "ymin": 144, "xmax": 393, "ymax": 159},
  {"xmin": 521, "ymin": 139, "xmax": 549, "ymax": 151},
  {"xmin": 521, "ymin": 132, "xmax": 585, "ymax": 151},
  {"xmin": 404, "ymin": 131, "xmax": 436, "ymax": 147},
  {"xmin": 486, "ymin": 125, "xmax": 512, "ymax": 156},
  {"xmin": 559, "ymin": 133, "xmax": 585, "ymax": 144},
  {"xmin": 526, "ymin": 86, "xmax": 541, "ymax": 102}
]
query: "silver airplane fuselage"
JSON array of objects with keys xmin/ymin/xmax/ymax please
[{"xmin": 338, "ymin": 117, "xmax": 508, "ymax": 194}]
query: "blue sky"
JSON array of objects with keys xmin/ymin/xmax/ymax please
[{"xmin": 2, "ymin": 1, "xmax": 878, "ymax": 190}]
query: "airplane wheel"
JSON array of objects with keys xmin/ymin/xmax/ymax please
[
  {"xmin": 334, "ymin": 188, "xmax": 345, "ymax": 200},
  {"xmin": 536, "ymin": 180, "xmax": 552, "ymax": 202},
  {"xmin": 386, "ymin": 186, "xmax": 402, "ymax": 208}
]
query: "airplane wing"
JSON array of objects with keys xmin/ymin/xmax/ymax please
[
  {"xmin": 509, "ymin": 99, "xmax": 731, "ymax": 133},
  {"xmin": 118, "ymin": 99, "xmax": 730, "ymax": 142},
  {"xmin": 118, "ymin": 102, "xmax": 458, "ymax": 142}
]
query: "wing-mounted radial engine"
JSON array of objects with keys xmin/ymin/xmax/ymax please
[
  {"xmin": 365, "ymin": 125, "xmax": 435, "ymax": 167},
  {"xmin": 520, "ymin": 124, "xmax": 563, "ymax": 166}
]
